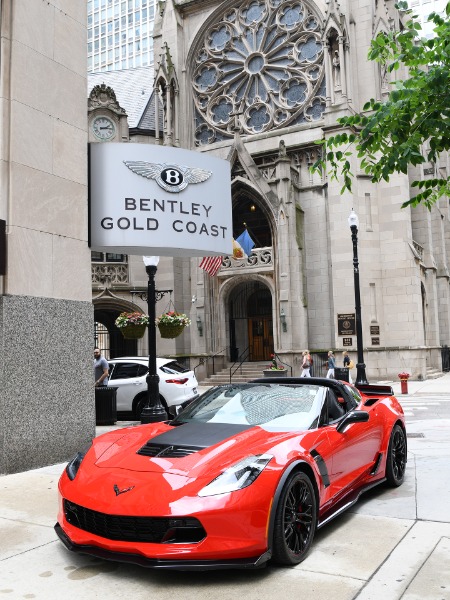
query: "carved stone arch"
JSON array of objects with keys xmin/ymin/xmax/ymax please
[
  {"xmin": 232, "ymin": 178, "xmax": 276, "ymax": 249},
  {"xmin": 219, "ymin": 272, "xmax": 276, "ymax": 303},
  {"xmin": 93, "ymin": 295, "xmax": 142, "ymax": 315},
  {"xmin": 227, "ymin": 138, "xmax": 279, "ymax": 206},
  {"xmin": 372, "ymin": 6, "xmax": 391, "ymax": 100},
  {"xmin": 373, "ymin": 0, "xmax": 391, "ymax": 37},
  {"xmin": 232, "ymin": 176, "xmax": 275, "ymax": 219},
  {"xmin": 218, "ymin": 274, "xmax": 276, "ymax": 361},
  {"xmin": 93, "ymin": 292, "xmax": 145, "ymax": 358},
  {"xmin": 322, "ymin": 21, "xmax": 350, "ymax": 104}
]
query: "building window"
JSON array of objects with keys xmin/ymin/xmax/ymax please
[
  {"xmin": 192, "ymin": 0, "xmax": 325, "ymax": 145},
  {"xmin": 91, "ymin": 252, "xmax": 127, "ymax": 263}
]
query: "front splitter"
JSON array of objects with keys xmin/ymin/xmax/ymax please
[{"xmin": 54, "ymin": 523, "xmax": 271, "ymax": 571}]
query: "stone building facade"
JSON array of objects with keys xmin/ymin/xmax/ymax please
[
  {"xmin": 89, "ymin": 0, "xmax": 450, "ymax": 383},
  {"xmin": 0, "ymin": 1, "xmax": 93, "ymax": 473}
]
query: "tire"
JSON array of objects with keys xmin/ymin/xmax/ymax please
[
  {"xmin": 134, "ymin": 394, "xmax": 169, "ymax": 420},
  {"xmin": 272, "ymin": 471, "xmax": 317, "ymax": 566},
  {"xmin": 385, "ymin": 424, "xmax": 407, "ymax": 487},
  {"xmin": 134, "ymin": 394, "xmax": 147, "ymax": 420}
]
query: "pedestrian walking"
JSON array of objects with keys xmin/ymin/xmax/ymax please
[
  {"xmin": 94, "ymin": 347, "xmax": 109, "ymax": 387},
  {"xmin": 342, "ymin": 350, "xmax": 354, "ymax": 384},
  {"xmin": 300, "ymin": 350, "xmax": 312, "ymax": 377},
  {"xmin": 326, "ymin": 350, "xmax": 336, "ymax": 379}
]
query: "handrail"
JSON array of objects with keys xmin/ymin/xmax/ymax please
[
  {"xmin": 192, "ymin": 347, "xmax": 228, "ymax": 375},
  {"xmin": 229, "ymin": 346, "xmax": 250, "ymax": 383},
  {"xmin": 272, "ymin": 351, "xmax": 293, "ymax": 376}
]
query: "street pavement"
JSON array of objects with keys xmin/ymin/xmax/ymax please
[{"xmin": 1, "ymin": 376, "xmax": 450, "ymax": 599}]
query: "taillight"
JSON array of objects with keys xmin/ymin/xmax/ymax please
[{"xmin": 166, "ymin": 378, "xmax": 189, "ymax": 385}]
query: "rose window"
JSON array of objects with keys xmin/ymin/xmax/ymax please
[{"xmin": 193, "ymin": 0, "xmax": 326, "ymax": 145}]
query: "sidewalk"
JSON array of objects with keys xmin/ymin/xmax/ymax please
[
  {"xmin": 389, "ymin": 371, "xmax": 450, "ymax": 396},
  {"xmin": 1, "ymin": 375, "xmax": 449, "ymax": 599}
]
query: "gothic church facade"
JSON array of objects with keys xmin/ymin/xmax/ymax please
[{"xmin": 91, "ymin": 0, "xmax": 450, "ymax": 381}]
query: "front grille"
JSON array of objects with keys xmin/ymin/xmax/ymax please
[
  {"xmin": 64, "ymin": 500, "xmax": 206, "ymax": 543},
  {"xmin": 137, "ymin": 442, "xmax": 203, "ymax": 458}
]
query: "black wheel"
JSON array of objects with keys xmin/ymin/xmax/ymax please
[
  {"xmin": 385, "ymin": 424, "xmax": 407, "ymax": 487},
  {"xmin": 134, "ymin": 394, "xmax": 147, "ymax": 420},
  {"xmin": 272, "ymin": 471, "xmax": 317, "ymax": 565}
]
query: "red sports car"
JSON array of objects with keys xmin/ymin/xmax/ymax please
[{"xmin": 55, "ymin": 378, "xmax": 406, "ymax": 570}]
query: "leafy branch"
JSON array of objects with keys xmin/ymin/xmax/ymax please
[{"xmin": 311, "ymin": 2, "xmax": 450, "ymax": 209}]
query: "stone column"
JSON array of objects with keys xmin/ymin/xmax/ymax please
[{"xmin": 324, "ymin": 42, "xmax": 333, "ymax": 107}]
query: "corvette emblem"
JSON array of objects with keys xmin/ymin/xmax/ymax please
[
  {"xmin": 113, "ymin": 484, "xmax": 135, "ymax": 496},
  {"xmin": 123, "ymin": 161, "xmax": 212, "ymax": 193}
]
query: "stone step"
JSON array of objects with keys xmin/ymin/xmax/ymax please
[
  {"xmin": 199, "ymin": 362, "xmax": 275, "ymax": 385},
  {"xmin": 426, "ymin": 368, "xmax": 444, "ymax": 379}
]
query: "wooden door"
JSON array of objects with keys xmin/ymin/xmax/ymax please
[{"xmin": 249, "ymin": 318, "xmax": 273, "ymax": 361}]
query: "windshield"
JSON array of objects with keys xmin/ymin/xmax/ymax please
[{"xmin": 173, "ymin": 383, "xmax": 326, "ymax": 431}]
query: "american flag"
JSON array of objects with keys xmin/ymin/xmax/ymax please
[{"xmin": 199, "ymin": 256, "xmax": 223, "ymax": 276}]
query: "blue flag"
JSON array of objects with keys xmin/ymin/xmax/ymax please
[{"xmin": 236, "ymin": 229, "xmax": 255, "ymax": 257}]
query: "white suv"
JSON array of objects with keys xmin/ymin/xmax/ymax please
[{"xmin": 108, "ymin": 357, "xmax": 199, "ymax": 419}]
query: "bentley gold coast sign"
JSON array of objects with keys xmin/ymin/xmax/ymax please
[{"xmin": 89, "ymin": 143, "xmax": 232, "ymax": 256}]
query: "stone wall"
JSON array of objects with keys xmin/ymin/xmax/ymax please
[
  {"xmin": 0, "ymin": 1, "xmax": 93, "ymax": 473},
  {"xmin": 0, "ymin": 295, "xmax": 94, "ymax": 474}
]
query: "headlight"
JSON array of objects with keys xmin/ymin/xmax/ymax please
[
  {"xmin": 198, "ymin": 454, "xmax": 273, "ymax": 497},
  {"xmin": 65, "ymin": 445, "xmax": 91, "ymax": 481}
]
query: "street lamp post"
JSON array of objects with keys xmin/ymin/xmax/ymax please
[
  {"xmin": 348, "ymin": 210, "xmax": 369, "ymax": 385},
  {"xmin": 141, "ymin": 256, "xmax": 170, "ymax": 423}
]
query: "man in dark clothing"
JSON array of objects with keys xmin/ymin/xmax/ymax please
[{"xmin": 94, "ymin": 347, "xmax": 109, "ymax": 387}]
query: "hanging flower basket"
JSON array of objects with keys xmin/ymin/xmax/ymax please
[
  {"xmin": 121, "ymin": 324, "xmax": 147, "ymax": 339},
  {"xmin": 157, "ymin": 322, "xmax": 186, "ymax": 339},
  {"xmin": 115, "ymin": 312, "xmax": 149, "ymax": 339},
  {"xmin": 156, "ymin": 311, "xmax": 191, "ymax": 339}
]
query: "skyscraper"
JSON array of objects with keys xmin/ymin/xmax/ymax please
[
  {"xmin": 408, "ymin": 0, "xmax": 447, "ymax": 38},
  {"xmin": 87, "ymin": 0, "xmax": 156, "ymax": 73}
]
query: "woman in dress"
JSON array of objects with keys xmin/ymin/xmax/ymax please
[{"xmin": 300, "ymin": 350, "xmax": 312, "ymax": 377}]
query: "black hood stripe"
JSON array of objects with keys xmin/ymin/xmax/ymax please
[{"xmin": 140, "ymin": 422, "xmax": 253, "ymax": 455}]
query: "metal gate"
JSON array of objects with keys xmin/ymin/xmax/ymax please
[{"xmin": 442, "ymin": 345, "xmax": 450, "ymax": 372}]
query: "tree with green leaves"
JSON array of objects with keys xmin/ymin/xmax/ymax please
[{"xmin": 311, "ymin": 1, "xmax": 450, "ymax": 209}]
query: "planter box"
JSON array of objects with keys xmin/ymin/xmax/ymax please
[{"xmin": 263, "ymin": 369, "xmax": 287, "ymax": 378}]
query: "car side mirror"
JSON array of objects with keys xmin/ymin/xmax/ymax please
[{"xmin": 336, "ymin": 410, "xmax": 369, "ymax": 433}]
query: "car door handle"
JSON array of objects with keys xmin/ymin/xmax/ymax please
[{"xmin": 133, "ymin": 381, "xmax": 143, "ymax": 385}]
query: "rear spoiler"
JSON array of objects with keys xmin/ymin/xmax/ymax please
[{"xmin": 356, "ymin": 383, "xmax": 394, "ymax": 397}]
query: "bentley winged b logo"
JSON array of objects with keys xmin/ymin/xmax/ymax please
[
  {"xmin": 113, "ymin": 484, "xmax": 135, "ymax": 496},
  {"xmin": 123, "ymin": 160, "xmax": 212, "ymax": 193}
]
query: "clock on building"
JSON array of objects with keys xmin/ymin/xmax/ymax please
[{"xmin": 92, "ymin": 115, "xmax": 116, "ymax": 140}]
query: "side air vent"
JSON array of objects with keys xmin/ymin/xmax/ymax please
[
  {"xmin": 364, "ymin": 398, "xmax": 381, "ymax": 407},
  {"xmin": 137, "ymin": 442, "xmax": 203, "ymax": 458},
  {"xmin": 370, "ymin": 452, "xmax": 383, "ymax": 475}
]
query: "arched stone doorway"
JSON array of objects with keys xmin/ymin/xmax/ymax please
[
  {"xmin": 93, "ymin": 290, "xmax": 143, "ymax": 359},
  {"xmin": 232, "ymin": 185, "xmax": 272, "ymax": 248},
  {"xmin": 94, "ymin": 308, "xmax": 138, "ymax": 359},
  {"xmin": 228, "ymin": 281, "xmax": 273, "ymax": 362}
]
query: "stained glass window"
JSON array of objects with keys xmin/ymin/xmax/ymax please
[{"xmin": 193, "ymin": 0, "xmax": 326, "ymax": 145}]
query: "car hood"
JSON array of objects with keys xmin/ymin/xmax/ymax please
[{"xmin": 92, "ymin": 421, "xmax": 315, "ymax": 479}]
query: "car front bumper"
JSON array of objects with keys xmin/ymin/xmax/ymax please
[{"xmin": 54, "ymin": 523, "xmax": 271, "ymax": 570}]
